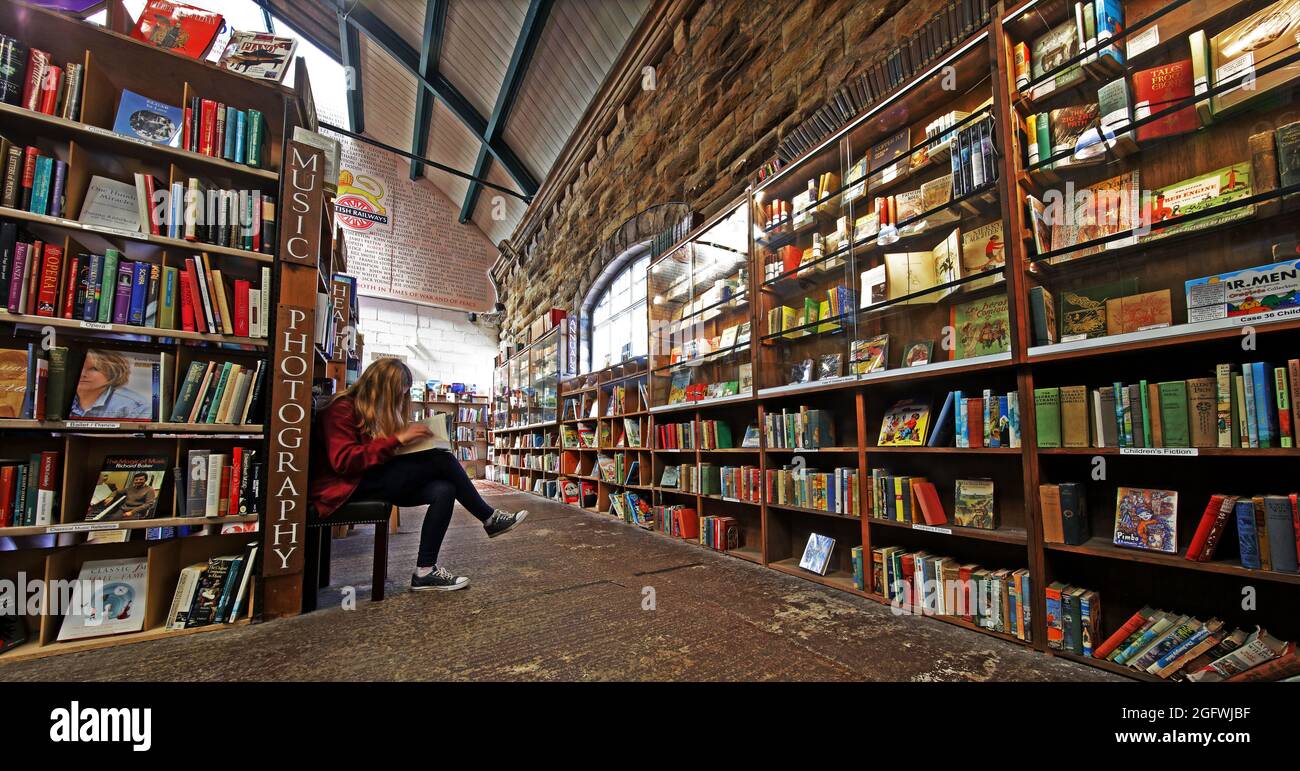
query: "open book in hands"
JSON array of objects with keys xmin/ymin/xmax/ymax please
[{"xmin": 396, "ymin": 413, "xmax": 453, "ymax": 455}]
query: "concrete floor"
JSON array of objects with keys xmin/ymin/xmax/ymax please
[{"xmin": 1, "ymin": 485, "xmax": 1120, "ymax": 681}]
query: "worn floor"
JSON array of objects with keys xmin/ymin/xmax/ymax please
[{"xmin": 2, "ymin": 485, "xmax": 1119, "ymax": 681}]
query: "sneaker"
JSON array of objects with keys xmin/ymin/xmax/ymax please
[
  {"xmin": 484, "ymin": 508, "xmax": 528, "ymax": 538},
  {"xmin": 410, "ymin": 566, "xmax": 469, "ymax": 592}
]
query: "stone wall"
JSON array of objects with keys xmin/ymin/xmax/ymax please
[{"xmin": 497, "ymin": 0, "xmax": 938, "ymax": 340}]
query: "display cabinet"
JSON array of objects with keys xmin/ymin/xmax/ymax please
[{"xmin": 647, "ymin": 203, "xmax": 752, "ymax": 409}]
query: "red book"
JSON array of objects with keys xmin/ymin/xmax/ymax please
[
  {"xmin": 60, "ymin": 253, "xmax": 80, "ymax": 319},
  {"xmin": 913, "ymin": 480, "xmax": 948, "ymax": 526},
  {"xmin": 37, "ymin": 64, "xmax": 60, "ymax": 115},
  {"xmin": 20, "ymin": 48, "xmax": 49, "ymax": 111},
  {"xmin": 130, "ymin": 1, "xmax": 224, "ymax": 60},
  {"xmin": 675, "ymin": 507, "xmax": 698, "ymax": 540},
  {"xmin": 1187, "ymin": 494, "xmax": 1236, "ymax": 561},
  {"xmin": 214, "ymin": 101, "xmax": 225, "ymax": 159},
  {"xmin": 1093, "ymin": 608, "xmax": 1152, "ymax": 660},
  {"xmin": 20, "ymin": 146, "xmax": 38, "ymax": 209},
  {"xmin": 0, "ymin": 465, "xmax": 15, "ymax": 526},
  {"xmin": 142, "ymin": 175, "xmax": 162, "ymax": 235},
  {"xmin": 181, "ymin": 106, "xmax": 192, "ymax": 155},
  {"xmin": 182, "ymin": 261, "xmax": 204, "ymax": 332},
  {"xmin": 199, "ymin": 99, "xmax": 217, "ymax": 156},
  {"xmin": 228, "ymin": 447, "xmax": 242, "ymax": 505},
  {"xmin": 177, "ymin": 265, "xmax": 196, "ymax": 331},
  {"xmin": 35, "ymin": 244, "xmax": 63, "ymax": 317},
  {"xmin": 966, "ymin": 399, "xmax": 983, "ymax": 448},
  {"xmin": 233, "ymin": 278, "xmax": 250, "ymax": 337},
  {"xmin": 218, "ymin": 463, "xmax": 231, "ymax": 515},
  {"xmin": 1133, "ymin": 60, "xmax": 1201, "ymax": 142}
]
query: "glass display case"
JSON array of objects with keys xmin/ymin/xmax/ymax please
[
  {"xmin": 647, "ymin": 203, "xmax": 752, "ymax": 408},
  {"xmin": 531, "ymin": 327, "xmax": 561, "ymax": 425}
]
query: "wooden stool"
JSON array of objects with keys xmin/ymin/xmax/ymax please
[{"xmin": 303, "ymin": 500, "xmax": 397, "ymax": 612}]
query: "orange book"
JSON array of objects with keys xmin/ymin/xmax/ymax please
[
  {"xmin": 913, "ymin": 480, "xmax": 947, "ymax": 526},
  {"xmin": 675, "ymin": 508, "xmax": 699, "ymax": 540}
]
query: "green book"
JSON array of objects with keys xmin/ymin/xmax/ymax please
[
  {"xmin": 247, "ymin": 110, "xmax": 264, "ymax": 168},
  {"xmin": 1157, "ymin": 381, "xmax": 1190, "ymax": 448},
  {"xmin": 1277, "ymin": 367, "xmax": 1293, "ymax": 449},
  {"xmin": 202, "ymin": 362, "xmax": 233, "ymax": 423},
  {"xmin": 98, "ymin": 248, "xmax": 119, "ymax": 323},
  {"xmin": 44, "ymin": 346, "xmax": 69, "ymax": 421},
  {"xmin": 1034, "ymin": 387, "xmax": 1062, "ymax": 448},
  {"xmin": 159, "ymin": 266, "xmax": 178, "ymax": 330},
  {"xmin": 714, "ymin": 422, "xmax": 733, "ymax": 449},
  {"xmin": 1139, "ymin": 379, "xmax": 1151, "ymax": 447},
  {"xmin": 1036, "ymin": 112, "xmax": 1051, "ymax": 168},
  {"xmin": 169, "ymin": 360, "xmax": 208, "ymax": 422}
]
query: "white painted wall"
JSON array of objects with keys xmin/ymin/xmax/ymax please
[{"xmin": 358, "ymin": 296, "xmax": 498, "ymax": 395}]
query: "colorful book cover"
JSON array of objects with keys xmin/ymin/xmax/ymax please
[
  {"xmin": 954, "ymin": 478, "xmax": 996, "ymax": 529},
  {"xmin": 218, "ymin": 31, "xmax": 298, "ymax": 82},
  {"xmin": 55, "ymin": 557, "xmax": 149, "ymax": 641},
  {"xmin": 111, "ymin": 89, "xmax": 184, "ymax": 147},
  {"xmin": 878, "ymin": 400, "xmax": 930, "ymax": 446},
  {"xmin": 1058, "ymin": 278, "xmax": 1138, "ymax": 339},
  {"xmin": 1113, "ymin": 487, "xmax": 1179, "ymax": 553},
  {"xmin": 960, "ymin": 221, "xmax": 1005, "ymax": 290},
  {"xmin": 68, "ymin": 348, "xmax": 160, "ymax": 421},
  {"xmin": 130, "ymin": 0, "xmax": 224, "ymax": 60},
  {"xmin": 798, "ymin": 532, "xmax": 836, "ymax": 575},
  {"xmin": 850, "ymin": 334, "xmax": 889, "ymax": 374},
  {"xmin": 1029, "ymin": 20, "xmax": 1084, "ymax": 98},
  {"xmin": 1185, "ymin": 258, "xmax": 1300, "ymax": 323},
  {"xmin": 84, "ymin": 455, "xmax": 168, "ymax": 521},
  {"xmin": 1141, "ymin": 163, "xmax": 1252, "ymax": 243},
  {"xmin": 950, "ymin": 295, "xmax": 1010, "ymax": 359}
]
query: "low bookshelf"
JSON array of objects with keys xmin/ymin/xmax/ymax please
[{"xmin": 0, "ymin": 0, "xmax": 315, "ymax": 660}]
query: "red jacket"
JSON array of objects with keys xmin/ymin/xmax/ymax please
[{"xmin": 308, "ymin": 397, "xmax": 402, "ymax": 518}]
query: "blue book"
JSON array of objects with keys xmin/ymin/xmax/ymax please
[
  {"xmin": 1236, "ymin": 499, "xmax": 1260, "ymax": 569},
  {"xmin": 29, "ymin": 156, "xmax": 52, "ymax": 215},
  {"xmin": 1251, "ymin": 362, "xmax": 1274, "ymax": 448},
  {"xmin": 234, "ymin": 110, "xmax": 247, "ymax": 164},
  {"xmin": 224, "ymin": 105, "xmax": 236, "ymax": 160},
  {"xmin": 953, "ymin": 390, "xmax": 966, "ymax": 446},
  {"xmin": 128, "ymin": 260, "xmax": 149, "ymax": 325},
  {"xmin": 927, "ymin": 391, "xmax": 956, "ymax": 447},
  {"xmin": 112, "ymin": 89, "xmax": 184, "ymax": 147},
  {"xmin": 50, "ymin": 159, "xmax": 66, "ymax": 218},
  {"xmin": 1112, "ymin": 383, "xmax": 1128, "ymax": 447},
  {"xmin": 83, "ymin": 253, "xmax": 101, "ymax": 320},
  {"xmin": 1093, "ymin": 0, "xmax": 1126, "ymax": 64}
]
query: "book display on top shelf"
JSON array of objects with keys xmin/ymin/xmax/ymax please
[{"xmin": 648, "ymin": 203, "xmax": 751, "ymax": 409}]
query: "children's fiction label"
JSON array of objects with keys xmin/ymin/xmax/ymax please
[{"xmin": 1120, "ymin": 447, "xmax": 1199, "ymax": 456}]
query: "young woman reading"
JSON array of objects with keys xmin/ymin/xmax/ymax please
[{"xmin": 308, "ymin": 358, "xmax": 527, "ymax": 591}]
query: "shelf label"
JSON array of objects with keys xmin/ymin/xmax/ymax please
[
  {"xmin": 80, "ymin": 223, "xmax": 141, "ymax": 239},
  {"xmin": 1120, "ymin": 447, "xmax": 1199, "ymax": 457},
  {"xmin": 1234, "ymin": 306, "xmax": 1300, "ymax": 325},
  {"xmin": 63, "ymin": 420, "xmax": 122, "ymax": 429},
  {"xmin": 1126, "ymin": 26, "xmax": 1159, "ymax": 58},
  {"xmin": 47, "ymin": 522, "xmax": 120, "ymax": 533},
  {"xmin": 913, "ymin": 524, "xmax": 952, "ymax": 535},
  {"xmin": 78, "ymin": 320, "xmax": 114, "ymax": 331}
]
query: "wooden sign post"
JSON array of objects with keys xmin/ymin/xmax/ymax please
[{"xmin": 262, "ymin": 140, "xmax": 325, "ymax": 618}]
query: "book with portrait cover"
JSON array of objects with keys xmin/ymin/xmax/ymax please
[
  {"xmin": 1113, "ymin": 487, "xmax": 1179, "ymax": 553},
  {"xmin": 69, "ymin": 349, "xmax": 160, "ymax": 421},
  {"xmin": 56, "ymin": 557, "xmax": 149, "ymax": 641},
  {"xmin": 85, "ymin": 455, "xmax": 168, "ymax": 521}
]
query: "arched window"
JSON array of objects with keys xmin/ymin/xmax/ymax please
[{"xmin": 588, "ymin": 252, "xmax": 649, "ymax": 372}]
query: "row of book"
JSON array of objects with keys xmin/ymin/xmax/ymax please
[
  {"xmin": 603, "ymin": 381, "xmax": 650, "ymax": 416},
  {"xmin": 874, "ymin": 390, "xmax": 1021, "ymax": 449},
  {"xmin": 766, "ymin": 286, "xmax": 856, "ymax": 339},
  {"xmin": 653, "ymin": 504, "xmax": 698, "ymax": 539},
  {"xmin": 1035, "ymin": 361, "xmax": 1300, "ymax": 450},
  {"xmin": 179, "ymin": 448, "xmax": 262, "ymax": 520},
  {"xmin": 0, "ymin": 35, "xmax": 82, "ymax": 119},
  {"xmin": 150, "ymin": 177, "xmax": 274, "ymax": 254},
  {"xmin": 1090, "ymin": 604, "xmax": 1298, "ymax": 681},
  {"xmin": 704, "ymin": 464, "xmax": 760, "ymax": 504},
  {"xmin": 178, "ymin": 95, "xmax": 271, "ymax": 169},
  {"xmin": 699, "ymin": 515, "xmax": 742, "ymax": 551},
  {"xmin": 595, "ymin": 454, "xmax": 640, "ymax": 487},
  {"xmin": 456, "ymin": 406, "xmax": 486, "ymax": 422},
  {"xmin": 871, "ymin": 546, "xmax": 1033, "ymax": 641},
  {"xmin": 775, "ymin": 0, "xmax": 993, "ymax": 163},
  {"xmin": 764, "ymin": 407, "xmax": 836, "ymax": 449},
  {"xmin": 166, "ymin": 545, "xmax": 259, "ymax": 631},
  {"xmin": 1, "ymin": 226, "xmax": 271, "ymax": 338},
  {"xmin": 655, "ymin": 421, "xmax": 696, "ymax": 450},
  {"xmin": 0, "ymin": 141, "xmax": 64, "ymax": 217},
  {"xmin": 169, "ymin": 359, "xmax": 266, "ymax": 426},
  {"xmin": 1187, "ymin": 493, "xmax": 1299, "ymax": 574},
  {"xmin": 608, "ymin": 490, "xmax": 653, "ymax": 527},
  {"xmin": 658, "ymin": 463, "xmax": 698, "ymax": 493},
  {"xmin": 768, "ymin": 466, "xmax": 860, "ymax": 515},
  {"xmin": 665, "ymin": 366, "xmax": 746, "ymax": 404},
  {"xmin": 869, "ymin": 473, "xmax": 996, "ymax": 529},
  {"xmin": 0, "ymin": 450, "xmax": 59, "ymax": 527}
]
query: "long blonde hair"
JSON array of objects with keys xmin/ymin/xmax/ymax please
[{"xmin": 342, "ymin": 358, "xmax": 412, "ymax": 438}]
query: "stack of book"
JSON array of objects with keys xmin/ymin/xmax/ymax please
[
  {"xmin": 763, "ymin": 407, "xmax": 835, "ymax": 449},
  {"xmin": 655, "ymin": 421, "xmax": 696, "ymax": 449},
  {"xmin": 1092, "ymin": 607, "xmax": 1298, "ymax": 682},
  {"xmin": 0, "ymin": 142, "xmax": 66, "ymax": 216},
  {"xmin": 0, "ymin": 450, "xmax": 60, "ymax": 527},
  {"xmin": 166, "ymin": 543, "xmax": 259, "ymax": 630},
  {"xmin": 1035, "ymin": 361, "xmax": 1300, "ymax": 450},
  {"xmin": 1186, "ymin": 493, "xmax": 1299, "ymax": 573},
  {"xmin": 768, "ymin": 466, "xmax": 859, "ymax": 515},
  {"xmin": 609, "ymin": 490, "xmax": 652, "ymax": 526},
  {"xmin": 180, "ymin": 97, "xmax": 270, "ymax": 169},
  {"xmin": 875, "ymin": 545, "xmax": 1032, "ymax": 641},
  {"xmin": 718, "ymin": 464, "xmax": 762, "ymax": 503},
  {"xmin": 653, "ymin": 504, "xmax": 698, "ymax": 539},
  {"xmin": 699, "ymin": 515, "xmax": 740, "ymax": 551},
  {"xmin": 1045, "ymin": 583, "xmax": 1103, "ymax": 657}
]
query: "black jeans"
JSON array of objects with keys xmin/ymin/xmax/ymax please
[{"xmin": 350, "ymin": 449, "xmax": 495, "ymax": 568}]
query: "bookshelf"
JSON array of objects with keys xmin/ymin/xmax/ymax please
[
  {"xmin": 493, "ymin": 0, "xmax": 1300, "ymax": 681},
  {"xmin": 411, "ymin": 393, "xmax": 489, "ymax": 477},
  {"xmin": 486, "ymin": 324, "xmax": 570, "ymax": 495},
  {"xmin": 0, "ymin": 0, "xmax": 315, "ymax": 661}
]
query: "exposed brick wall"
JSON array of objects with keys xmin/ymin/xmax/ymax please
[
  {"xmin": 498, "ymin": 0, "xmax": 935, "ymax": 340},
  {"xmin": 358, "ymin": 297, "xmax": 498, "ymax": 395}
]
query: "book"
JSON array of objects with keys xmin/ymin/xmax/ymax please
[
  {"xmin": 84, "ymin": 455, "xmax": 168, "ymax": 521},
  {"xmin": 954, "ymin": 478, "xmax": 995, "ymax": 529},
  {"xmin": 1105, "ymin": 289, "xmax": 1172, "ymax": 334},
  {"xmin": 1058, "ymin": 279, "xmax": 1137, "ymax": 340},
  {"xmin": 950, "ymin": 295, "xmax": 1010, "ymax": 359},
  {"xmin": 878, "ymin": 400, "xmax": 930, "ymax": 446},
  {"xmin": 1029, "ymin": 20, "xmax": 1084, "ymax": 99},
  {"xmin": 130, "ymin": 0, "xmax": 224, "ymax": 60},
  {"xmin": 850, "ymin": 334, "xmax": 889, "ymax": 374},
  {"xmin": 1132, "ymin": 60, "xmax": 1201, "ymax": 142},
  {"xmin": 69, "ymin": 348, "xmax": 160, "ymax": 421},
  {"xmin": 78, "ymin": 176, "xmax": 142, "ymax": 233},
  {"xmin": 217, "ymin": 31, "xmax": 298, "ymax": 82},
  {"xmin": 1185, "ymin": 258, "xmax": 1300, "ymax": 324},
  {"xmin": 56, "ymin": 557, "xmax": 149, "ymax": 641},
  {"xmin": 1142, "ymin": 163, "xmax": 1253, "ymax": 243},
  {"xmin": 799, "ymin": 533, "xmax": 836, "ymax": 576},
  {"xmin": 1113, "ymin": 487, "xmax": 1178, "ymax": 553},
  {"xmin": 111, "ymin": 89, "xmax": 184, "ymax": 147},
  {"xmin": 1210, "ymin": 0, "xmax": 1300, "ymax": 115}
]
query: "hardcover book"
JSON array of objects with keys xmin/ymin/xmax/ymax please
[
  {"xmin": 1050, "ymin": 104, "xmax": 1101, "ymax": 166},
  {"xmin": 1105, "ymin": 289, "xmax": 1172, "ymax": 335},
  {"xmin": 55, "ymin": 557, "xmax": 149, "ymax": 641},
  {"xmin": 1210, "ymin": 0, "xmax": 1300, "ymax": 115},
  {"xmin": 1113, "ymin": 487, "xmax": 1179, "ymax": 553},
  {"xmin": 111, "ymin": 89, "xmax": 183, "ymax": 147},
  {"xmin": 850, "ymin": 334, "xmax": 889, "ymax": 374},
  {"xmin": 217, "ymin": 31, "xmax": 298, "ymax": 82},
  {"xmin": 798, "ymin": 532, "xmax": 836, "ymax": 576},
  {"xmin": 130, "ymin": 0, "xmax": 223, "ymax": 60},
  {"xmin": 78, "ymin": 176, "xmax": 142, "ymax": 233},
  {"xmin": 960, "ymin": 221, "xmax": 1004, "ymax": 290},
  {"xmin": 1185, "ymin": 258, "xmax": 1300, "ymax": 323},
  {"xmin": 1142, "ymin": 163, "xmax": 1253, "ymax": 243},
  {"xmin": 1059, "ymin": 279, "xmax": 1138, "ymax": 340},
  {"xmin": 85, "ymin": 455, "xmax": 168, "ymax": 521},
  {"xmin": 1132, "ymin": 59, "xmax": 1201, "ymax": 142},
  {"xmin": 878, "ymin": 400, "xmax": 931, "ymax": 446},
  {"xmin": 950, "ymin": 295, "xmax": 1010, "ymax": 359},
  {"xmin": 1029, "ymin": 20, "xmax": 1084, "ymax": 99},
  {"xmin": 954, "ymin": 478, "xmax": 995, "ymax": 529}
]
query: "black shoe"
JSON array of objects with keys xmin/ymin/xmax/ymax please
[
  {"xmin": 484, "ymin": 509, "xmax": 528, "ymax": 538},
  {"xmin": 410, "ymin": 566, "xmax": 469, "ymax": 591}
]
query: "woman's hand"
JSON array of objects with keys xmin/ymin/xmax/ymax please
[{"xmin": 394, "ymin": 422, "xmax": 434, "ymax": 446}]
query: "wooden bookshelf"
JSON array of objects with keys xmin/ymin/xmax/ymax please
[
  {"xmin": 493, "ymin": 0, "xmax": 1300, "ymax": 681},
  {"xmin": 0, "ymin": 0, "xmax": 320, "ymax": 659}
]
